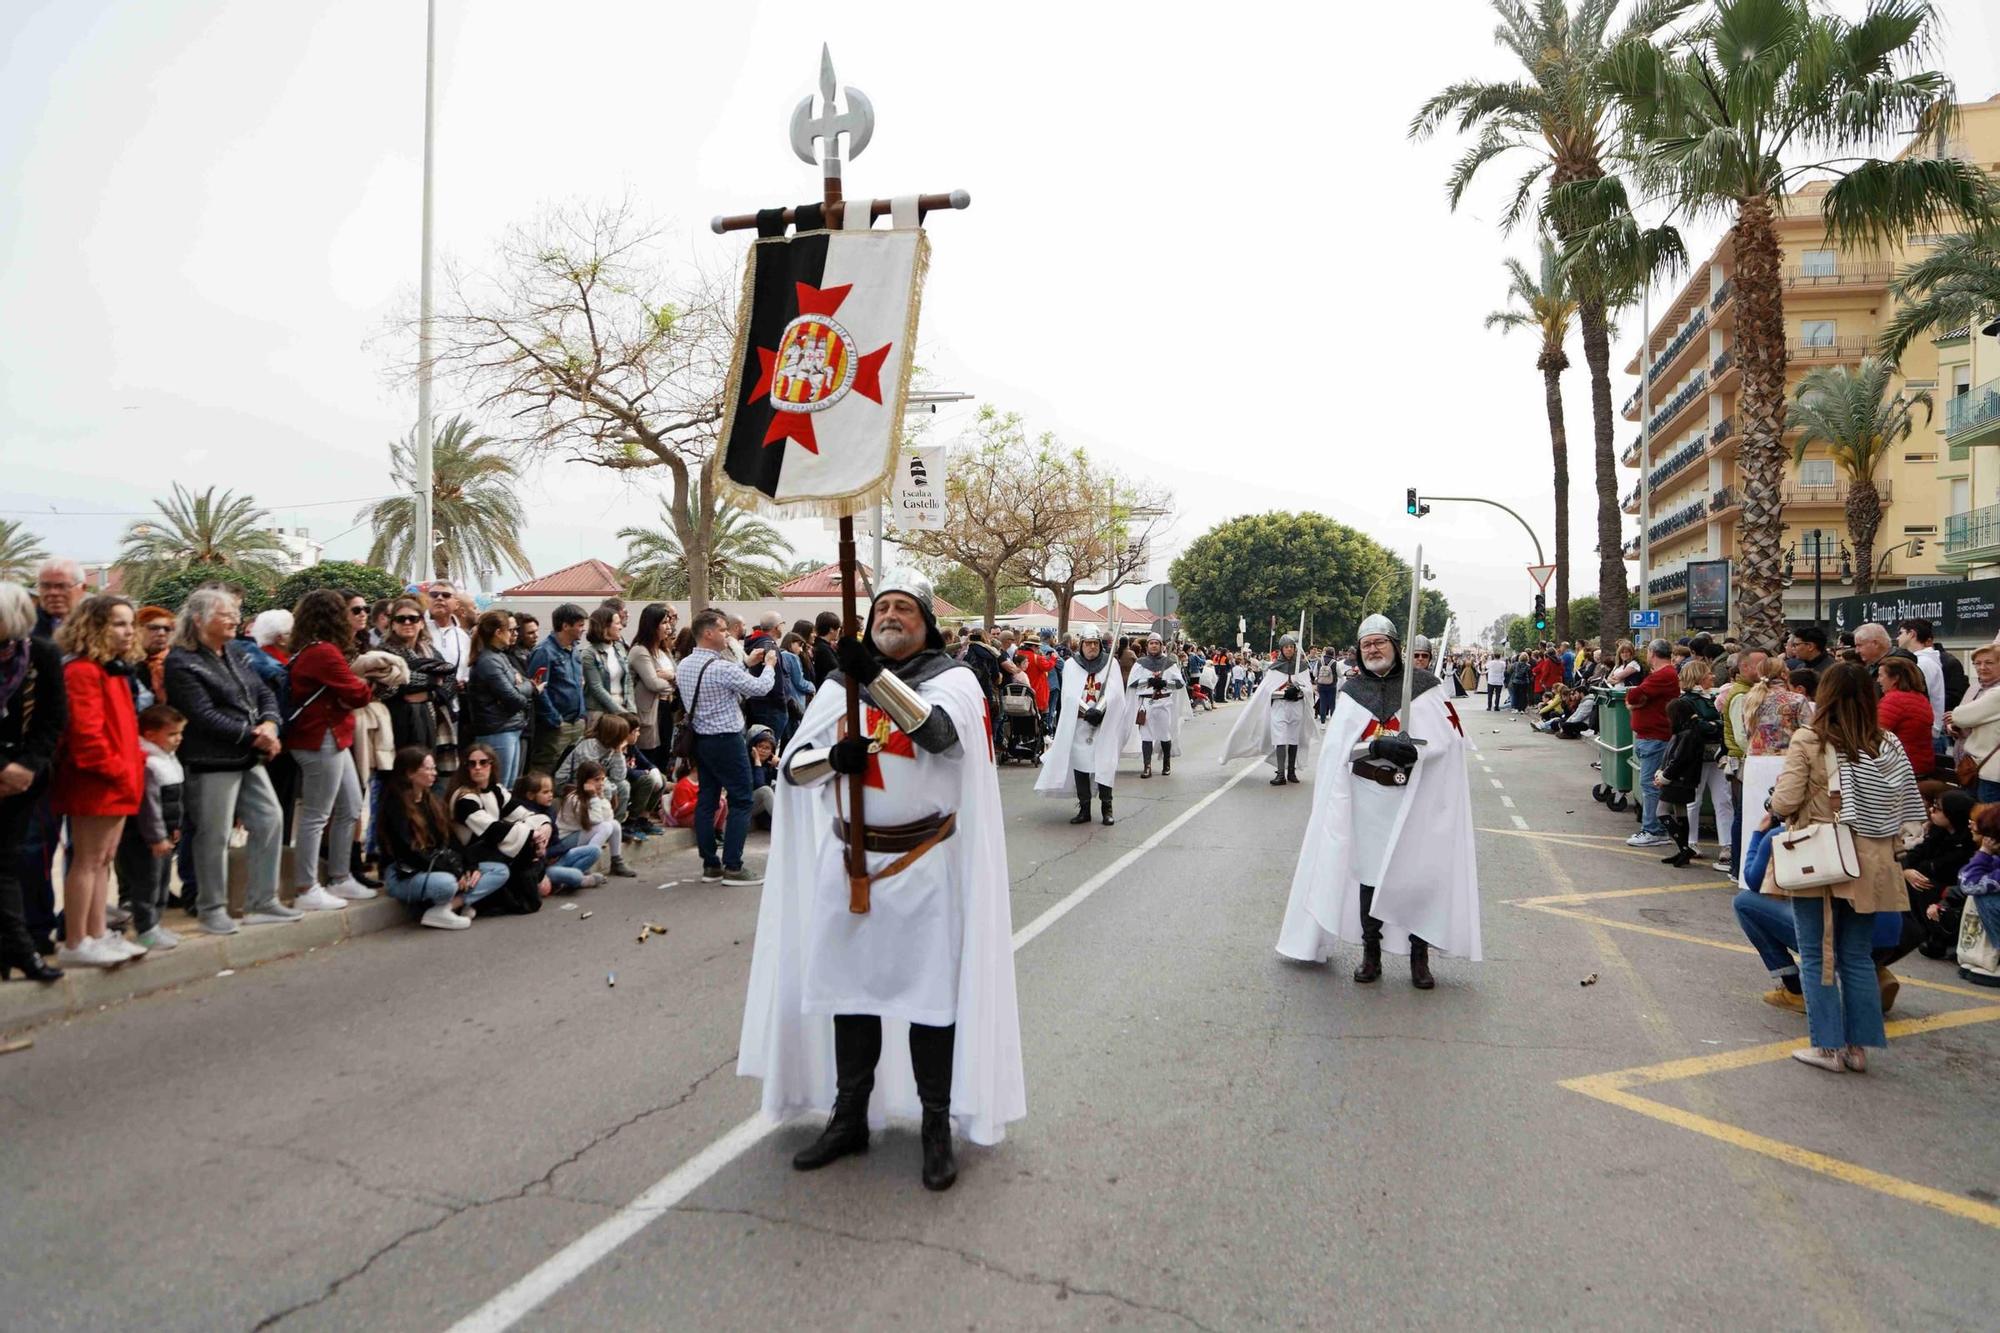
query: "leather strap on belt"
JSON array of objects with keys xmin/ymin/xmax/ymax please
[{"xmin": 832, "ymin": 813, "xmax": 956, "ymax": 912}]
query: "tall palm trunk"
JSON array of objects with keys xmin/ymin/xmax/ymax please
[
  {"xmin": 1846, "ymin": 477, "xmax": 1882, "ymax": 597},
  {"xmin": 1539, "ymin": 348, "xmax": 1572, "ymax": 641},
  {"xmin": 1732, "ymin": 197, "xmax": 1788, "ymax": 648},
  {"xmin": 1577, "ymin": 295, "xmax": 1627, "ymax": 643}
]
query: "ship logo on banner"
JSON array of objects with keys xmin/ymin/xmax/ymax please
[{"xmin": 717, "ymin": 228, "xmax": 928, "ymax": 517}]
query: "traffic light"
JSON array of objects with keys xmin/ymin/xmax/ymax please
[
  {"xmin": 1533, "ymin": 594, "xmax": 1548, "ymax": 632},
  {"xmin": 1406, "ymin": 487, "xmax": 1419, "ymax": 516},
  {"xmin": 1910, "ymin": 536, "xmax": 1925, "ymax": 558}
]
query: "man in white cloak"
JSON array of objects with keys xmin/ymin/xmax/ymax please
[
  {"xmin": 1035, "ymin": 624, "xmax": 1126, "ymax": 826},
  {"xmin": 738, "ymin": 568, "xmax": 1024, "ymax": 1191},
  {"xmin": 1222, "ymin": 633, "xmax": 1315, "ymax": 786},
  {"xmin": 1128, "ymin": 631, "xmax": 1184, "ymax": 779},
  {"xmin": 1276, "ymin": 614, "xmax": 1480, "ymax": 990}
]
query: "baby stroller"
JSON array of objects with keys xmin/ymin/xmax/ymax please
[{"xmin": 998, "ymin": 680, "xmax": 1045, "ymax": 765}]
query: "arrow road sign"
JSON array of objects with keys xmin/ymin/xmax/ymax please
[
  {"xmin": 1527, "ymin": 564, "xmax": 1557, "ymax": 591},
  {"xmin": 1630, "ymin": 610, "xmax": 1662, "ymax": 629}
]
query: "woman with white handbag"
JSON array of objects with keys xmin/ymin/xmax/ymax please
[{"xmin": 1763, "ymin": 662, "xmax": 1925, "ymax": 1074}]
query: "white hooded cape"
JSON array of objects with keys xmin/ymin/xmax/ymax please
[
  {"xmin": 1126, "ymin": 658, "xmax": 1185, "ymax": 747},
  {"xmin": 1036, "ymin": 654, "xmax": 1130, "ymax": 795},
  {"xmin": 1222, "ymin": 664, "xmax": 1317, "ymax": 774},
  {"xmin": 1276, "ymin": 685, "xmax": 1482, "ymax": 961},
  {"xmin": 738, "ymin": 664, "xmax": 1026, "ymax": 1146}
]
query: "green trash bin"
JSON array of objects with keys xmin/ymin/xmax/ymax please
[{"xmin": 1592, "ymin": 687, "xmax": 1634, "ymax": 812}]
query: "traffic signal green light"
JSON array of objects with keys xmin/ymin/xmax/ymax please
[
  {"xmin": 1406, "ymin": 487, "xmax": 1419, "ymax": 516},
  {"xmin": 1533, "ymin": 594, "xmax": 1547, "ymax": 632}
]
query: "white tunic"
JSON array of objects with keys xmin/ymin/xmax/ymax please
[
  {"xmin": 1127, "ymin": 658, "xmax": 1183, "ymax": 744},
  {"xmin": 1038, "ymin": 654, "xmax": 1129, "ymax": 794},
  {"xmin": 1267, "ymin": 668, "xmax": 1311, "ymax": 746}
]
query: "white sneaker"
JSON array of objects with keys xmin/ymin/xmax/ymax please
[
  {"xmin": 242, "ymin": 903, "xmax": 304, "ymax": 925},
  {"xmin": 136, "ymin": 926, "xmax": 179, "ymax": 952},
  {"xmin": 292, "ymin": 885, "xmax": 349, "ymax": 913},
  {"xmin": 324, "ymin": 878, "xmax": 378, "ymax": 902},
  {"xmin": 1711, "ymin": 855, "xmax": 1734, "ymax": 873},
  {"xmin": 197, "ymin": 910, "xmax": 239, "ymax": 936},
  {"xmin": 1625, "ymin": 831, "xmax": 1670, "ymax": 847},
  {"xmin": 55, "ymin": 938, "xmax": 118, "ymax": 968},
  {"xmin": 420, "ymin": 903, "xmax": 471, "ymax": 931},
  {"xmin": 100, "ymin": 932, "xmax": 145, "ymax": 960}
]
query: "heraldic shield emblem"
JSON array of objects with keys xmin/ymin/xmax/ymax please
[{"xmin": 716, "ymin": 227, "xmax": 928, "ymax": 518}]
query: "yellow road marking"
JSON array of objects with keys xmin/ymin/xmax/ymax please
[
  {"xmin": 1511, "ymin": 880, "xmax": 1735, "ymax": 907},
  {"xmin": 1479, "ymin": 827, "xmax": 1685, "ymax": 862}
]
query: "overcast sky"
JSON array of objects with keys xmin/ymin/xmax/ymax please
[{"xmin": 5, "ymin": 0, "xmax": 1997, "ymax": 637}]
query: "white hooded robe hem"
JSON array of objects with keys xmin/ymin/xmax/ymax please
[
  {"xmin": 1036, "ymin": 656, "xmax": 1130, "ymax": 796},
  {"xmin": 1222, "ymin": 666, "xmax": 1317, "ymax": 775}
]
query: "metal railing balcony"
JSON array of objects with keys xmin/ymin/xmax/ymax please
[
  {"xmin": 1781, "ymin": 478, "xmax": 1892, "ymax": 506},
  {"xmin": 1647, "ymin": 498, "xmax": 1708, "ymax": 544},
  {"xmin": 1946, "ymin": 377, "xmax": 2000, "ymax": 440},
  {"xmin": 1711, "ymin": 280, "xmax": 1733, "ymax": 311},
  {"xmin": 1648, "ymin": 372, "xmax": 1707, "ymax": 436},
  {"xmin": 1782, "ymin": 264, "xmax": 1893, "ymax": 290},
  {"xmin": 1709, "ymin": 486, "xmax": 1738, "ymax": 514},
  {"xmin": 1646, "ymin": 310, "xmax": 1708, "ymax": 384},
  {"xmin": 1786, "ymin": 335, "xmax": 1871, "ymax": 362},
  {"xmin": 1712, "ymin": 415, "xmax": 1737, "ymax": 445},
  {"xmin": 1649, "ymin": 567, "xmax": 1689, "ymax": 596},
  {"xmin": 1943, "ymin": 503, "xmax": 2000, "ymax": 556},
  {"xmin": 1711, "ymin": 349, "xmax": 1736, "ymax": 379}
]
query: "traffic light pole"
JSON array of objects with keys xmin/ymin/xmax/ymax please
[{"xmin": 1410, "ymin": 495, "xmax": 1544, "ymax": 566}]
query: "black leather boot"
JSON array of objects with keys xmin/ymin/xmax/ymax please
[
  {"xmin": 1270, "ymin": 749, "xmax": 1288, "ymax": 786},
  {"xmin": 1286, "ymin": 745, "xmax": 1300, "ymax": 783},
  {"xmin": 910, "ymin": 1022, "xmax": 957, "ymax": 1191},
  {"xmin": 1, "ymin": 949, "xmax": 63, "ymax": 984},
  {"xmin": 1353, "ymin": 884, "xmax": 1382, "ymax": 983},
  {"xmin": 1141, "ymin": 741, "xmax": 1152, "ymax": 779},
  {"xmin": 1070, "ymin": 770, "xmax": 1093, "ymax": 824},
  {"xmin": 1099, "ymin": 785, "xmax": 1115, "ymax": 827},
  {"xmin": 793, "ymin": 1015, "xmax": 878, "ymax": 1171},
  {"xmin": 350, "ymin": 844, "xmax": 383, "ymax": 889},
  {"xmin": 1160, "ymin": 742, "xmax": 1172, "ymax": 776},
  {"xmin": 1410, "ymin": 937, "xmax": 1435, "ymax": 990}
]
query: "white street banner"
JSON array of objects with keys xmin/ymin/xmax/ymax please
[{"xmin": 889, "ymin": 446, "xmax": 944, "ymax": 530}]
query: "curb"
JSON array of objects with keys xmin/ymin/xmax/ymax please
[{"xmin": 0, "ymin": 898, "xmax": 406, "ymax": 1035}]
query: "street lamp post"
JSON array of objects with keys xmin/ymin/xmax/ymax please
[
  {"xmin": 1783, "ymin": 532, "xmax": 1851, "ymax": 625},
  {"xmin": 413, "ymin": 0, "xmax": 437, "ymax": 586}
]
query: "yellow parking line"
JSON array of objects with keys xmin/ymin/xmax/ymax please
[
  {"xmin": 1512, "ymin": 880, "xmax": 1734, "ymax": 908},
  {"xmin": 1479, "ymin": 827, "xmax": 1682, "ymax": 862}
]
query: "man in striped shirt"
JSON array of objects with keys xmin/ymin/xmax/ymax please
[{"xmin": 680, "ymin": 607, "xmax": 774, "ymax": 884}]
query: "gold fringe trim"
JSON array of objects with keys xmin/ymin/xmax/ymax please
[{"xmin": 709, "ymin": 230, "xmax": 932, "ymax": 523}]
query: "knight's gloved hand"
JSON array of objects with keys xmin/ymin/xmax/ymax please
[
  {"xmin": 1147, "ymin": 675, "xmax": 1165, "ymax": 690},
  {"xmin": 828, "ymin": 737, "xmax": 873, "ymax": 775},
  {"xmin": 1369, "ymin": 735, "xmax": 1419, "ymax": 768},
  {"xmin": 836, "ymin": 635, "xmax": 882, "ymax": 684},
  {"xmin": 1083, "ymin": 707, "xmax": 1105, "ymax": 727}
]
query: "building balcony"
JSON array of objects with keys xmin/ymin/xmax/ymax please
[
  {"xmin": 1942, "ymin": 503, "xmax": 2000, "ymax": 570},
  {"xmin": 1785, "ymin": 335, "xmax": 1871, "ymax": 364},
  {"xmin": 1642, "ymin": 309, "xmax": 1709, "ymax": 389},
  {"xmin": 1946, "ymin": 377, "xmax": 2000, "ymax": 450},
  {"xmin": 1782, "ymin": 264, "xmax": 1893, "ymax": 292},
  {"xmin": 1711, "ymin": 348, "xmax": 1737, "ymax": 389},
  {"xmin": 1648, "ymin": 498, "xmax": 1708, "ymax": 546},
  {"xmin": 1648, "ymin": 372, "xmax": 1707, "ymax": 437},
  {"xmin": 1782, "ymin": 478, "xmax": 1891, "ymax": 507},
  {"xmin": 1711, "ymin": 279, "xmax": 1733, "ymax": 312},
  {"xmin": 1649, "ymin": 566, "xmax": 1689, "ymax": 600},
  {"xmin": 1709, "ymin": 485, "xmax": 1739, "ymax": 517}
]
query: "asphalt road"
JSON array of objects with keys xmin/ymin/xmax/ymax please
[{"xmin": 4, "ymin": 691, "xmax": 1998, "ymax": 1331}]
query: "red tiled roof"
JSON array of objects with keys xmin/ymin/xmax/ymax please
[
  {"xmin": 1002, "ymin": 598, "xmax": 1103, "ymax": 623},
  {"xmin": 496, "ymin": 558, "xmax": 623, "ymax": 598},
  {"xmin": 777, "ymin": 561, "xmax": 875, "ymax": 598}
]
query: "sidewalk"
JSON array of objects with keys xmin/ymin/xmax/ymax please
[{"xmin": 0, "ymin": 825, "xmax": 704, "ymax": 1036}]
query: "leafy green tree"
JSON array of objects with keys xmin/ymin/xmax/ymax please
[
  {"xmin": 1568, "ymin": 594, "xmax": 1601, "ymax": 643},
  {"xmin": 1790, "ymin": 357, "xmax": 1932, "ymax": 595},
  {"xmin": 619, "ymin": 496, "xmax": 791, "ymax": 600},
  {"xmin": 359, "ymin": 415, "xmax": 533, "ymax": 586},
  {"xmin": 0, "ymin": 518, "xmax": 48, "ymax": 583},
  {"xmin": 1601, "ymin": 0, "xmax": 1993, "ymax": 646},
  {"xmin": 1881, "ymin": 225, "xmax": 2000, "ymax": 362},
  {"xmin": 135, "ymin": 566, "xmax": 272, "ymax": 616},
  {"xmin": 1169, "ymin": 512, "xmax": 1413, "ymax": 650},
  {"xmin": 116, "ymin": 483, "xmax": 289, "ymax": 592},
  {"xmin": 1507, "ymin": 618, "xmax": 1535, "ymax": 653},
  {"xmin": 931, "ymin": 564, "xmax": 1029, "ymax": 621},
  {"xmin": 270, "ymin": 561, "xmax": 409, "ymax": 611},
  {"xmin": 1486, "ymin": 237, "xmax": 1578, "ymax": 641}
]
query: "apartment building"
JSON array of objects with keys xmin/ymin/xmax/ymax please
[{"xmin": 1621, "ymin": 93, "xmax": 2000, "ymax": 637}]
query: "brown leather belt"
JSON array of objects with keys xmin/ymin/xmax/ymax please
[{"xmin": 834, "ymin": 812, "xmax": 955, "ymax": 854}]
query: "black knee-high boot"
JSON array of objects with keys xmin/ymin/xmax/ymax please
[
  {"xmin": 1099, "ymin": 784, "xmax": 1115, "ymax": 826},
  {"xmin": 1070, "ymin": 770, "xmax": 1093, "ymax": 824},
  {"xmin": 1286, "ymin": 745, "xmax": 1300, "ymax": 783},
  {"xmin": 1353, "ymin": 884, "xmax": 1383, "ymax": 983},
  {"xmin": 1663, "ymin": 813, "xmax": 1694, "ymax": 867},
  {"xmin": 1270, "ymin": 747, "xmax": 1288, "ymax": 785},
  {"xmin": 792, "ymin": 1014, "xmax": 879, "ymax": 1170},
  {"xmin": 1141, "ymin": 740, "xmax": 1153, "ymax": 778},
  {"xmin": 1160, "ymin": 740, "xmax": 1172, "ymax": 775},
  {"xmin": 909, "ymin": 1022, "xmax": 957, "ymax": 1191}
]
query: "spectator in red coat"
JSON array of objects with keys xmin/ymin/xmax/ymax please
[
  {"xmin": 1622, "ymin": 639, "xmax": 1682, "ymax": 848},
  {"xmin": 283, "ymin": 590, "xmax": 379, "ymax": 912},
  {"xmin": 50, "ymin": 595, "xmax": 146, "ymax": 969},
  {"xmin": 1876, "ymin": 656, "xmax": 1935, "ymax": 779},
  {"xmin": 1020, "ymin": 640, "xmax": 1052, "ymax": 713},
  {"xmin": 1530, "ymin": 650, "xmax": 1565, "ymax": 698}
]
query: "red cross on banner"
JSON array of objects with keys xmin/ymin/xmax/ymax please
[{"xmin": 839, "ymin": 706, "xmax": 915, "ymax": 789}]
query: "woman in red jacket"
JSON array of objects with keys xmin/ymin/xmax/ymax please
[
  {"xmin": 1877, "ymin": 656, "xmax": 1935, "ymax": 779},
  {"xmin": 283, "ymin": 589, "xmax": 379, "ymax": 911},
  {"xmin": 51, "ymin": 595, "xmax": 146, "ymax": 968}
]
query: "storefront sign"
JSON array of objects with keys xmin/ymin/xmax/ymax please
[{"xmin": 1825, "ymin": 577, "xmax": 2000, "ymax": 644}]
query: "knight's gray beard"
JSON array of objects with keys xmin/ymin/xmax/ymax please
[
  {"xmin": 1362, "ymin": 650, "xmax": 1393, "ymax": 673},
  {"xmin": 872, "ymin": 625, "xmax": 922, "ymax": 659}
]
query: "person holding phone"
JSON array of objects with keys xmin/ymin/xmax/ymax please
[
  {"xmin": 676, "ymin": 607, "xmax": 774, "ymax": 885},
  {"xmin": 527, "ymin": 604, "xmax": 589, "ymax": 775}
]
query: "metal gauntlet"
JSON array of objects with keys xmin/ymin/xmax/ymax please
[
  {"xmin": 784, "ymin": 746, "xmax": 838, "ymax": 787},
  {"xmin": 867, "ymin": 668, "xmax": 934, "ymax": 737}
]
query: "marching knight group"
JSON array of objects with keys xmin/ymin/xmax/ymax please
[{"xmin": 739, "ymin": 572, "xmax": 1479, "ymax": 1192}]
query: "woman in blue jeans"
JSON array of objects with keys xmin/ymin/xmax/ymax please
[
  {"xmin": 377, "ymin": 748, "xmax": 509, "ymax": 931},
  {"xmin": 1764, "ymin": 663, "xmax": 1924, "ymax": 1073},
  {"xmin": 466, "ymin": 611, "xmax": 536, "ymax": 793}
]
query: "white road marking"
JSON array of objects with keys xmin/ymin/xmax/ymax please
[
  {"xmin": 1510, "ymin": 814, "xmax": 1530, "ymax": 830},
  {"xmin": 1500, "ymin": 795, "xmax": 1515, "ymax": 809},
  {"xmin": 1490, "ymin": 778, "xmax": 1504, "ymax": 789},
  {"xmin": 449, "ymin": 756, "xmax": 1273, "ymax": 1333}
]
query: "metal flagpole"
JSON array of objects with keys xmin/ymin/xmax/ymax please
[
  {"xmin": 414, "ymin": 0, "xmax": 437, "ymax": 586},
  {"xmin": 1638, "ymin": 283, "xmax": 1652, "ymax": 615},
  {"xmin": 1401, "ymin": 545, "xmax": 1424, "ymax": 727}
]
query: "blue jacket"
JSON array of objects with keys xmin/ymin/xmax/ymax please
[
  {"xmin": 528, "ymin": 637, "xmax": 584, "ymax": 727},
  {"xmin": 776, "ymin": 648, "xmax": 814, "ymax": 704}
]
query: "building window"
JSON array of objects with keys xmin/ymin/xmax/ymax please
[
  {"xmin": 1800, "ymin": 249, "xmax": 1837, "ymax": 276},
  {"xmin": 1799, "ymin": 459, "xmax": 1836, "ymax": 488},
  {"xmin": 1800, "ymin": 319, "xmax": 1836, "ymax": 347},
  {"xmin": 1952, "ymin": 479, "xmax": 1971, "ymax": 516},
  {"xmin": 1956, "ymin": 365, "xmax": 1974, "ymax": 396}
]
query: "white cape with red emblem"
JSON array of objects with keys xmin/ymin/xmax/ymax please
[
  {"xmin": 1036, "ymin": 655, "xmax": 1131, "ymax": 794},
  {"xmin": 739, "ymin": 663, "xmax": 1026, "ymax": 1146},
  {"xmin": 1276, "ymin": 685, "xmax": 1482, "ymax": 962},
  {"xmin": 1220, "ymin": 664, "xmax": 1317, "ymax": 774}
]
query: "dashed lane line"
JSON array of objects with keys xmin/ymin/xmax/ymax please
[{"xmin": 1509, "ymin": 814, "xmax": 1529, "ymax": 830}]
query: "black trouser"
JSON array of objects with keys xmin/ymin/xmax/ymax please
[
  {"xmin": 0, "ymin": 793, "xmax": 44, "ymax": 957},
  {"xmin": 1486, "ymin": 684, "xmax": 1502, "ymax": 710},
  {"xmin": 11, "ymin": 788, "xmax": 61, "ymax": 948},
  {"xmin": 1359, "ymin": 884, "xmax": 1427, "ymax": 953},
  {"xmin": 113, "ymin": 822, "xmax": 172, "ymax": 936},
  {"xmin": 833, "ymin": 1013, "xmax": 954, "ymax": 1112}
]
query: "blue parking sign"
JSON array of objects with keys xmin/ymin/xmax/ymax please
[{"xmin": 1629, "ymin": 610, "xmax": 1661, "ymax": 629}]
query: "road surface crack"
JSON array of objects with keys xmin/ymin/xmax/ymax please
[
  {"xmin": 249, "ymin": 1055, "xmax": 734, "ymax": 1329},
  {"xmin": 676, "ymin": 1203, "xmax": 1219, "ymax": 1331}
]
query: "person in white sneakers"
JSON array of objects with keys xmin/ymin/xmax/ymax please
[
  {"xmin": 282, "ymin": 590, "xmax": 380, "ymax": 912},
  {"xmin": 377, "ymin": 747, "xmax": 510, "ymax": 930},
  {"xmin": 114, "ymin": 703, "xmax": 188, "ymax": 953}
]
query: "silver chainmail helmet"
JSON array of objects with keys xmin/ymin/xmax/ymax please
[
  {"xmin": 1411, "ymin": 635, "xmax": 1434, "ymax": 656},
  {"xmin": 869, "ymin": 567, "xmax": 944, "ymax": 651},
  {"xmin": 1075, "ymin": 623, "xmax": 1103, "ymax": 643},
  {"xmin": 1357, "ymin": 613, "xmax": 1400, "ymax": 645}
]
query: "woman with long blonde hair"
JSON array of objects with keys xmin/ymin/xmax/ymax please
[{"xmin": 50, "ymin": 595, "xmax": 147, "ymax": 967}]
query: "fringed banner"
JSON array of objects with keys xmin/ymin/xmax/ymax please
[{"xmin": 714, "ymin": 227, "xmax": 928, "ymax": 519}]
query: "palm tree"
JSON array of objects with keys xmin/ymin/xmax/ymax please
[
  {"xmin": 1412, "ymin": 0, "xmax": 1699, "ymax": 646},
  {"xmin": 359, "ymin": 415, "xmax": 533, "ymax": 586},
  {"xmin": 1880, "ymin": 225, "xmax": 2000, "ymax": 362},
  {"xmin": 0, "ymin": 518, "xmax": 48, "ymax": 583},
  {"xmin": 619, "ymin": 496, "xmax": 792, "ymax": 601},
  {"xmin": 1602, "ymin": 0, "xmax": 1992, "ymax": 646},
  {"xmin": 1789, "ymin": 357, "xmax": 1931, "ymax": 595},
  {"xmin": 116, "ymin": 484, "xmax": 289, "ymax": 592},
  {"xmin": 785, "ymin": 557, "xmax": 826, "ymax": 580},
  {"xmin": 1486, "ymin": 238, "xmax": 1580, "ymax": 639}
]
